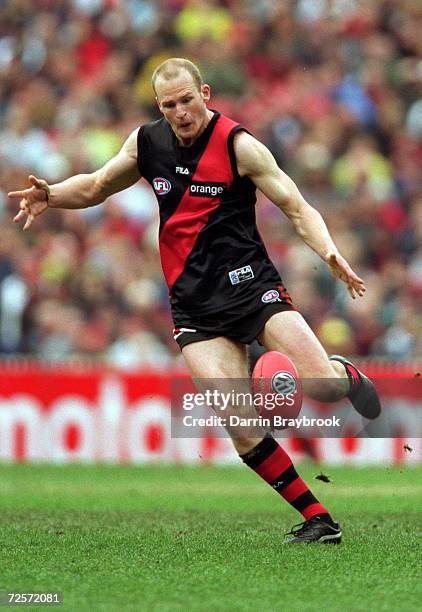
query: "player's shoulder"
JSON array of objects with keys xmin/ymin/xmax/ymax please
[
  {"xmin": 232, "ymin": 129, "xmax": 257, "ymax": 149},
  {"xmin": 140, "ymin": 117, "xmax": 168, "ymax": 136},
  {"xmin": 138, "ymin": 118, "xmax": 171, "ymax": 154},
  {"xmin": 233, "ymin": 130, "xmax": 271, "ymax": 174},
  {"xmin": 233, "ymin": 131, "xmax": 273, "ymax": 176}
]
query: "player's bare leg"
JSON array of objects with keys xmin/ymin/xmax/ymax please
[
  {"xmin": 182, "ymin": 336, "xmax": 262, "ymax": 454},
  {"xmin": 259, "ymin": 311, "xmax": 381, "ymax": 418},
  {"xmin": 258, "ymin": 311, "xmax": 348, "ymax": 401}
]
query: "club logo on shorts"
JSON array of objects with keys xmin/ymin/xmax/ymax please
[
  {"xmin": 271, "ymin": 371, "xmax": 297, "ymax": 395},
  {"xmin": 261, "ymin": 289, "xmax": 281, "ymax": 303},
  {"xmin": 173, "ymin": 327, "xmax": 197, "ymax": 341},
  {"xmin": 229, "ymin": 265, "xmax": 254, "ymax": 285},
  {"xmin": 153, "ymin": 177, "xmax": 172, "ymax": 195}
]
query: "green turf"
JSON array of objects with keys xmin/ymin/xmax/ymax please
[{"xmin": 0, "ymin": 463, "xmax": 421, "ymax": 611}]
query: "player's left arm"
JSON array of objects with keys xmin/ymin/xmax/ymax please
[{"xmin": 234, "ymin": 131, "xmax": 365, "ymax": 299}]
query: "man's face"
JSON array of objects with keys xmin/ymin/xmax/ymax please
[{"xmin": 155, "ymin": 71, "xmax": 211, "ymax": 146}]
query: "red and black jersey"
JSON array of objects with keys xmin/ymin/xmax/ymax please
[{"xmin": 137, "ymin": 111, "xmax": 282, "ymax": 316}]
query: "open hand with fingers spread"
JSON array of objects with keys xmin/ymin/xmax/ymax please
[
  {"xmin": 324, "ymin": 252, "xmax": 366, "ymax": 299},
  {"xmin": 9, "ymin": 175, "xmax": 50, "ymax": 231}
]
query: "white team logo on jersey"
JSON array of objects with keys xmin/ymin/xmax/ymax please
[
  {"xmin": 175, "ymin": 166, "xmax": 189, "ymax": 175},
  {"xmin": 153, "ymin": 177, "xmax": 172, "ymax": 195},
  {"xmin": 261, "ymin": 289, "xmax": 281, "ymax": 303}
]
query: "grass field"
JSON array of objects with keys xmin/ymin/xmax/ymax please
[{"xmin": 0, "ymin": 463, "xmax": 421, "ymax": 611}]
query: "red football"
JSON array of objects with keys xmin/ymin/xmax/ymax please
[{"xmin": 252, "ymin": 351, "xmax": 302, "ymax": 428}]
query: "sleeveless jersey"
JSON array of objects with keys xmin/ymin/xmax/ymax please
[{"xmin": 137, "ymin": 111, "xmax": 282, "ymax": 316}]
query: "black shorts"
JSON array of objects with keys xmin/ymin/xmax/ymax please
[{"xmin": 172, "ymin": 287, "xmax": 297, "ymax": 349}]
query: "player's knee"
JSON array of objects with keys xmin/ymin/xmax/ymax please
[
  {"xmin": 231, "ymin": 436, "xmax": 264, "ymax": 456},
  {"xmin": 303, "ymin": 377, "xmax": 349, "ymax": 402}
]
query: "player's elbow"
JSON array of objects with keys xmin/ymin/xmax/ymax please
[
  {"xmin": 291, "ymin": 202, "xmax": 320, "ymax": 240},
  {"xmin": 91, "ymin": 170, "xmax": 110, "ymax": 205},
  {"xmin": 285, "ymin": 200, "xmax": 311, "ymax": 238},
  {"xmin": 277, "ymin": 191, "xmax": 302, "ymax": 222}
]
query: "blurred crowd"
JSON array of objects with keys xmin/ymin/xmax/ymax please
[{"xmin": 0, "ymin": 0, "xmax": 421, "ymax": 368}]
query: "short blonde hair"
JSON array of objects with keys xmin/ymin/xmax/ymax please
[{"xmin": 152, "ymin": 58, "xmax": 203, "ymax": 94}]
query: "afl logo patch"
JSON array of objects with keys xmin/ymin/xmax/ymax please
[
  {"xmin": 261, "ymin": 289, "xmax": 280, "ymax": 303},
  {"xmin": 153, "ymin": 177, "xmax": 172, "ymax": 195}
]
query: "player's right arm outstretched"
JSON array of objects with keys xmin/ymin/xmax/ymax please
[{"xmin": 9, "ymin": 129, "xmax": 141, "ymax": 231}]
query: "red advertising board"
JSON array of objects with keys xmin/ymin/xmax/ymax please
[{"xmin": 0, "ymin": 362, "xmax": 420, "ymax": 464}]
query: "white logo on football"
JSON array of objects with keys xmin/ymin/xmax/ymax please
[
  {"xmin": 153, "ymin": 177, "xmax": 172, "ymax": 194},
  {"xmin": 261, "ymin": 289, "xmax": 280, "ymax": 303},
  {"xmin": 271, "ymin": 371, "xmax": 297, "ymax": 395}
]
